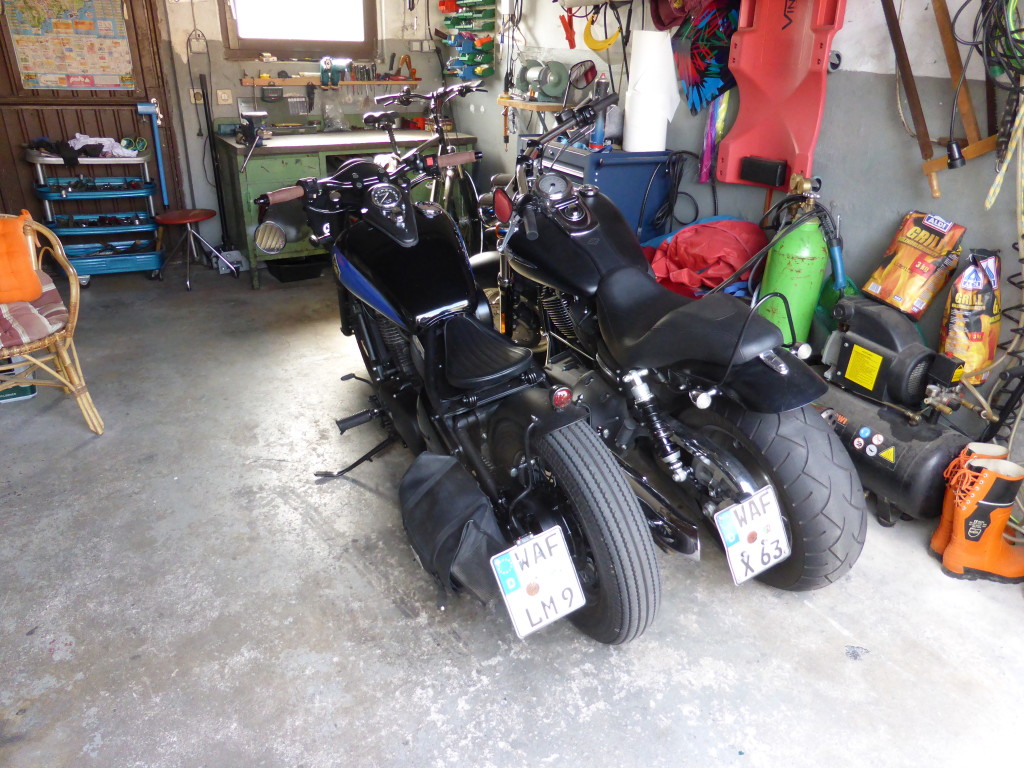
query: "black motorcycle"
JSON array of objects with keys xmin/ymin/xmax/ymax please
[
  {"xmin": 252, "ymin": 90, "xmax": 659, "ymax": 644},
  {"xmin": 482, "ymin": 94, "xmax": 867, "ymax": 591}
]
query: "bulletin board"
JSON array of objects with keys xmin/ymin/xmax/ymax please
[{"xmin": 5, "ymin": 0, "xmax": 135, "ymax": 89}]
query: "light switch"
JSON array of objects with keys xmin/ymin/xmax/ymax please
[{"xmin": 216, "ymin": 90, "xmax": 234, "ymax": 105}]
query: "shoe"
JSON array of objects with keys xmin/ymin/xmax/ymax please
[
  {"xmin": 929, "ymin": 442, "xmax": 1007, "ymax": 558},
  {"xmin": 941, "ymin": 457, "xmax": 1024, "ymax": 583}
]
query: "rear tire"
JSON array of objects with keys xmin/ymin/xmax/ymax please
[
  {"xmin": 679, "ymin": 402, "xmax": 867, "ymax": 591},
  {"xmin": 493, "ymin": 420, "xmax": 661, "ymax": 644}
]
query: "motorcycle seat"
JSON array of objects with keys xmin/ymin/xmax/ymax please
[
  {"xmin": 596, "ymin": 267, "xmax": 783, "ymax": 370},
  {"xmin": 444, "ymin": 314, "xmax": 533, "ymax": 389}
]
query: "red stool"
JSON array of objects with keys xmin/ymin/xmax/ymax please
[{"xmin": 155, "ymin": 208, "xmax": 238, "ymax": 290}]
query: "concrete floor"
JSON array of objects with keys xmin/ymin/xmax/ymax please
[{"xmin": 1, "ymin": 266, "xmax": 1022, "ymax": 768}]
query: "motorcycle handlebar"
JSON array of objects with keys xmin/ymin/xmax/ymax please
[
  {"xmin": 532, "ymin": 93, "xmax": 620, "ymax": 152},
  {"xmin": 260, "ymin": 185, "xmax": 305, "ymax": 205},
  {"xmin": 436, "ymin": 150, "xmax": 480, "ymax": 168},
  {"xmin": 522, "ymin": 205, "xmax": 539, "ymax": 240}
]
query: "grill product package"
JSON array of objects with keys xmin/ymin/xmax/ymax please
[
  {"xmin": 940, "ymin": 250, "xmax": 1001, "ymax": 385},
  {"xmin": 862, "ymin": 212, "xmax": 965, "ymax": 320}
]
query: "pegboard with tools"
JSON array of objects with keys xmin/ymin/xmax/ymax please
[{"xmin": 438, "ymin": 0, "xmax": 497, "ymax": 79}]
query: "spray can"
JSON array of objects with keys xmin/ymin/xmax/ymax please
[
  {"xmin": 757, "ymin": 219, "xmax": 828, "ymax": 344},
  {"xmin": 589, "ymin": 74, "xmax": 609, "ymax": 151}
]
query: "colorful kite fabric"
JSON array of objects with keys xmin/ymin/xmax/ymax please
[{"xmin": 672, "ymin": 2, "xmax": 739, "ymax": 115}]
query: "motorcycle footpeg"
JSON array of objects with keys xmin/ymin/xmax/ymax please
[{"xmin": 334, "ymin": 407, "xmax": 381, "ymax": 435}]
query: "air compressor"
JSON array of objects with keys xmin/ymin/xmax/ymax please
[{"xmin": 816, "ymin": 295, "xmax": 973, "ymax": 525}]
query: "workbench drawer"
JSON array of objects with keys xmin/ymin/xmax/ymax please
[{"xmin": 242, "ymin": 154, "xmax": 322, "ymax": 186}]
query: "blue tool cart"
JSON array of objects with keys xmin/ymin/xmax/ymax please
[{"xmin": 26, "ymin": 149, "xmax": 164, "ymax": 285}]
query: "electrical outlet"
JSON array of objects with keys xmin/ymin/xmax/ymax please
[
  {"xmin": 216, "ymin": 89, "xmax": 234, "ymax": 105},
  {"xmin": 190, "ymin": 89, "xmax": 204, "ymax": 104}
]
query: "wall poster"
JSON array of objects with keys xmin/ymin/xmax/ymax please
[{"xmin": 5, "ymin": 0, "xmax": 135, "ymax": 89}]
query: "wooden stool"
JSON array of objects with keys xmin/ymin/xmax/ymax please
[{"xmin": 155, "ymin": 208, "xmax": 238, "ymax": 290}]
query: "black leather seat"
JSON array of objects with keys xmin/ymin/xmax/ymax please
[
  {"xmin": 444, "ymin": 314, "xmax": 533, "ymax": 389},
  {"xmin": 595, "ymin": 267, "xmax": 782, "ymax": 370}
]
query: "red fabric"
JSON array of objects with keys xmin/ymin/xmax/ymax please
[
  {"xmin": 648, "ymin": 219, "xmax": 767, "ymax": 297},
  {"xmin": 155, "ymin": 208, "xmax": 216, "ymax": 226},
  {"xmin": 0, "ymin": 271, "xmax": 68, "ymax": 348}
]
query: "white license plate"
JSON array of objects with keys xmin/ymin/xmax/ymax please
[
  {"xmin": 714, "ymin": 485, "xmax": 791, "ymax": 585},
  {"xmin": 490, "ymin": 526, "xmax": 585, "ymax": 639}
]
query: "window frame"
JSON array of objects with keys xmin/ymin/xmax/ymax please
[{"xmin": 219, "ymin": 0, "xmax": 379, "ymax": 62}]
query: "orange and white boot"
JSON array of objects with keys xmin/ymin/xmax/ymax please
[
  {"xmin": 942, "ymin": 457, "xmax": 1024, "ymax": 583},
  {"xmin": 929, "ymin": 442, "xmax": 1008, "ymax": 558}
]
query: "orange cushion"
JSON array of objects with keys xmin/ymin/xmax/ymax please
[{"xmin": 0, "ymin": 211, "xmax": 43, "ymax": 303}]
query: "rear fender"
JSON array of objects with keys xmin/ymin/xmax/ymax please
[
  {"xmin": 487, "ymin": 386, "xmax": 588, "ymax": 445},
  {"xmin": 682, "ymin": 348, "xmax": 827, "ymax": 414}
]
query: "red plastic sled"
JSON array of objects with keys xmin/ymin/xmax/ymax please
[{"xmin": 716, "ymin": 0, "xmax": 847, "ymax": 189}]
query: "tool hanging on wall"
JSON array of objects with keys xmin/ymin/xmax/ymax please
[
  {"xmin": 716, "ymin": 0, "xmax": 847, "ymax": 191},
  {"xmin": 559, "ymin": 12, "xmax": 576, "ymax": 49},
  {"xmin": 198, "ymin": 73, "xmax": 234, "ymax": 249},
  {"xmin": 583, "ymin": 11, "xmax": 620, "ymax": 52}
]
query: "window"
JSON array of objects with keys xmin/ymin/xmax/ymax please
[{"xmin": 221, "ymin": 0, "xmax": 378, "ymax": 61}]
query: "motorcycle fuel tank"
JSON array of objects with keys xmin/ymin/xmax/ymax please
[
  {"xmin": 336, "ymin": 205, "xmax": 478, "ymax": 330},
  {"xmin": 507, "ymin": 189, "xmax": 649, "ymax": 297}
]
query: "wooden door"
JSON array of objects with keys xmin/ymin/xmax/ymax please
[{"xmin": 0, "ymin": 0, "xmax": 184, "ymax": 218}]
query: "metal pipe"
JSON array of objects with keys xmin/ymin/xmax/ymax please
[{"xmin": 136, "ymin": 100, "xmax": 169, "ymax": 207}]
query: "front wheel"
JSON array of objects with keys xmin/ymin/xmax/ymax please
[
  {"xmin": 679, "ymin": 401, "xmax": 867, "ymax": 591},
  {"xmin": 492, "ymin": 420, "xmax": 661, "ymax": 644}
]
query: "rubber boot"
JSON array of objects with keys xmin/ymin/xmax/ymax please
[
  {"xmin": 929, "ymin": 442, "xmax": 1007, "ymax": 559},
  {"xmin": 941, "ymin": 457, "xmax": 1024, "ymax": 583}
]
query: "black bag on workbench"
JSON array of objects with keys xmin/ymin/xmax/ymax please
[{"xmin": 399, "ymin": 452, "xmax": 504, "ymax": 604}]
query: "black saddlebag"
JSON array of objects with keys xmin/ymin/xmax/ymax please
[{"xmin": 399, "ymin": 452, "xmax": 504, "ymax": 603}]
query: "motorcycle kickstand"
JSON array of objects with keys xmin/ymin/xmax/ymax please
[{"xmin": 314, "ymin": 433, "xmax": 399, "ymax": 479}]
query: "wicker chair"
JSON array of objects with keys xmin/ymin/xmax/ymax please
[{"xmin": 0, "ymin": 214, "xmax": 104, "ymax": 434}]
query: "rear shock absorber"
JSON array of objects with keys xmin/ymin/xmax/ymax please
[{"xmin": 622, "ymin": 370, "xmax": 689, "ymax": 483}]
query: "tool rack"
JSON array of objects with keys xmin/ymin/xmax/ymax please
[{"xmin": 26, "ymin": 149, "xmax": 164, "ymax": 284}]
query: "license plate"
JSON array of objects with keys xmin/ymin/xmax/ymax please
[
  {"xmin": 490, "ymin": 526, "xmax": 585, "ymax": 639},
  {"xmin": 714, "ymin": 485, "xmax": 791, "ymax": 585}
]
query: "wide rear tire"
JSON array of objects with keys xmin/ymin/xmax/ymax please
[
  {"xmin": 679, "ymin": 402, "xmax": 867, "ymax": 591},
  {"xmin": 493, "ymin": 420, "xmax": 661, "ymax": 644}
]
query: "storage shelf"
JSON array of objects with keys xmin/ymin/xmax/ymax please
[
  {"xmin": 64, "ymin": 240, "xmax": 163, "ymax": 275},
  {"xmin": 37, "ymin": 177, "xmax": 156, "ymax": 201},
  {"xmin": 25, "ymin": 149, "xmax": 152, "ymax": 166},
  {"xmin": 240, "ymin": 77, "xmax": 422, "ymax": 87},
  {"xmin": 28, "ymin": 148, "xmax": 162, "ymax": 278},
  {"xmin": 48, "ymin": 212, "xmax": 158, "ymax": 237},
  {"xmin": 497, "ymin": 96, "xmax": 563, "ymax": 112}
]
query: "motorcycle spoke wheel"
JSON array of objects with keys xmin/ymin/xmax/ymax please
[
  {"xmin": 679, "ymin": 402, "xmax": 867, "ymax": 591},
  {"xmin": 492, "ymin": 420, "xmax": 661, "ymax": 644}
]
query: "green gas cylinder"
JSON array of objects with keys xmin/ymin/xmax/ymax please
[{"xmin": 757, "ymin": 220, "xmax": 829, "ymax": 344}]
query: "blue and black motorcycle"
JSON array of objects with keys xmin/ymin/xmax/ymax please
[{"xmin": 252, "ymin": 84, "xmax": 659, "ymax": 645}]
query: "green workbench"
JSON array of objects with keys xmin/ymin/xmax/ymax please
[{"xmin": 214, "ymin": 130, "xmax": 477, "ymax": 288}]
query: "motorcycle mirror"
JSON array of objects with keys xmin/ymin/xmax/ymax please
[
  {"xmin": 493, "ymin": 187, "xmax": 514, "ymax": 224},
  {"xmin": 562, "ymin": 60, "xmax": 597, "ymax": 109},
  {"xmin": 253, "ymin": 220, "xmax": 287, "ymax": 255},
  {"xmin": 569, "ymin": 60, "xmax": 597, "ymax": 90}
]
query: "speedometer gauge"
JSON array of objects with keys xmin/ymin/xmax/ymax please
[
  {"xmin": 370, "ymin": 184, "xmax": 402, "ymax": 210},
  {"xmin": 535, "ymin": 173, "xmax": 571, "ymax": 202}
]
